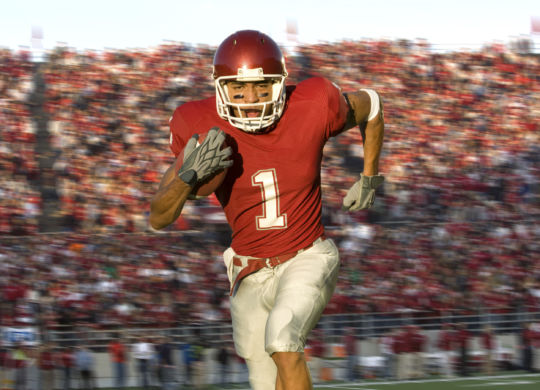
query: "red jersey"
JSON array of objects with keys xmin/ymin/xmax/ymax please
[
  {"xmin": 411, "ymin": 330, "xmax": 426, "ymax": 353},
  {"xmin": 109, "ymin": 341, "xmax": 126, "ymax": 363},
  {"xmin": 456, "ymin": 328, "xmax": 470, "ymax": 348},
  {"xmin": 61, "ymin": 351, "xmax": 74, "ymax": 368},
  {"xmin": 39, "ymin": 350, "xmax": 55, "ymax": 370},
  {"xmin": 170, "ymin": 77, "xmax": 348, "ymax": 257},
  {"xmin": 438, "ymin": 330, "xmax": 454, "ymax": 351}
]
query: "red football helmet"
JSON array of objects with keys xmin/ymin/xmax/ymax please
[{"xmin": 213, "ymin": 30, "xmax": 288, "ymax": 132}]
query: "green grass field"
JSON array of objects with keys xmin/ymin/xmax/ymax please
[
  {"xmin": 311, "ymin": 373, "xmax": 540, "ymax": 390},
  {"xmin": 100, "ymin": 372, "xmax": 540, "ymax": 389},
  {"xmin": 204, "ymin": 372, "xmax": 540, "ymax": 390}
]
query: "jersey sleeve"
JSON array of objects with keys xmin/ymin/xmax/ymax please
[
  {"xmin": 169, "ymin": 106, "xmax": 189, "ymax": 157},
  {"xmin": 322, "ymin": 77, "xmax": 349, "ymax": 138}
]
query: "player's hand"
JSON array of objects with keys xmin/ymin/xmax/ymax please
[
  {"xmin": 177, "ymin": 127, "xmax": 233, "ymax": 186},
  {"xmin": 342, "ymin": 174, "xmax": 384, "ymax": 211}
]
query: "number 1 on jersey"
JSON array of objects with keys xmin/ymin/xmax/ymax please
[{"xmin": 252, "ymin": 169, "xmax": 287, "ymax": 230}]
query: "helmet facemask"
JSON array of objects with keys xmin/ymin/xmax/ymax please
[{"xmin": 215, "ymin": 69, "xmax": 287, "ymax": 133}]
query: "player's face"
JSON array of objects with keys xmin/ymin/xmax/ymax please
[{"xmin": 226, "ymin": 80, "xmax": 274, "ymax": 118}]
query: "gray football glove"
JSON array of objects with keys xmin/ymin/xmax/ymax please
[
  {"xmin": 177, "ymin": 127, "xmax": 233, "ymax": 186},
  {"xmin": 342, "ymin": 174, "xmax": 385, "ymax": 211}
]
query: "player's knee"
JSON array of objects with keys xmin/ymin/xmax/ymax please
[{"xmin": 272, "ymin": 351, "xmax": 306, "ymax": 373}]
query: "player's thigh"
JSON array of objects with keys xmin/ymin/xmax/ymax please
[
  {"xmin": 266, "ymin": 238, "xmax": 340, "ymax": 354},
  {"xmin": 229, "ymin": 267, "xmax": 274, "ymax": 360},
  {"xmin": 230, "ymin": 270, "xmax": 279, "ymax": 390}
]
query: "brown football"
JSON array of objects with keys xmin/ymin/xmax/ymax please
[{"xmin": 176, "ymin": 131, "xmax": 229, "ymax": 199}]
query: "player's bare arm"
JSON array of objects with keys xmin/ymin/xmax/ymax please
[
  {"xmin": 149, "ymin": 160, "xmax": 194, "ymax": 230},
  {"xmin": 150, "ymin": 128, "xmax": 233, "ymax": 229},
  {"xmin": 343, "ymin": 90, "xmax": 384, "ymax": 175},
  {"xmin": 342, "ymin": 90, "xmax": 385, "ymax": 211}
]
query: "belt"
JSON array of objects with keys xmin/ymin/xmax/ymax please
[{"xmin": 230, "ymin": 234, "xmax": 326, "ymax": 296}]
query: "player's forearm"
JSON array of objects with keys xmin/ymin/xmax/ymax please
[
  {"xmin": 362, "ymin": 115, "xmax": 384, "ymax": 176},
  {"xmin": 149, "ymin": 177, "xmax": 192, "ymax": 230}
]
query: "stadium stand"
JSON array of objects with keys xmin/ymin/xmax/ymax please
[{"xmin": 0, "ymin": 38, "xmax": 539, "ymax": 386}]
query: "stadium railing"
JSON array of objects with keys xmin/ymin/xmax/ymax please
[{"xmin": 39, "ymin": 309, "xmax": 540, "ymax": 349}]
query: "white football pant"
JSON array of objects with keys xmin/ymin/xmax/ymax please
[{"xmin": 223, "ymin": 238, "xmax": 340, "ymax": 390}]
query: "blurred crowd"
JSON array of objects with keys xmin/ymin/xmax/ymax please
[
  {"xmin": 0, "ymin": 232, "xmax": 230, "ymax": 330},
  {"xmin": 0, "ymin": 38, "xmax": 539, "ymax": 331},
  {"xmin": 0, "ymin": 49, "xmax": 41, "ymax": 234}
]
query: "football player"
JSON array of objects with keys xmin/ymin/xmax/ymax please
[{"xmin": 150, "ymin": 30, "xmax": 384, "ymax": 390}]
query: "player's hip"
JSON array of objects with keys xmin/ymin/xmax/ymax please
[{"xmin": 223, "ymin": 236, "xmax": 339, "ymax": 294}]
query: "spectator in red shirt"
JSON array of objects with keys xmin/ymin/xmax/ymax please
[
  {"xmin": 481, "ymin": 325, "xmax": 495, "ymax": 375},
  {"xmin": 39, "ymin": 343, "xmax": 56, "ymax": 390},
  {"xmin": 3, "ymin": 279, "xmax": 26, "ymax": 316},
  {"xmin": 343, "ymin": 327, "xmax": 359, "ymax": 381},
  {"xmin": 108, "ymin": 336, "xmax": 128, "ymax": 388},
  {"xmin": 60, "ymin": 346, "xmax": 75, "ymax": 390},
  {"xmin": 437, "ymin": 323, "xmax": 456, "ymax": 378}
]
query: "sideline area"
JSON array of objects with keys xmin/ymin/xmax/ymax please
[{"xmin": 312, "ymin": 373, "xmax": 540, "ymax": 390}]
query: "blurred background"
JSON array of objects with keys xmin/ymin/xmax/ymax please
[{"xmin": 0, "ymin": 0, "xmax": 539, "ymax": 388}]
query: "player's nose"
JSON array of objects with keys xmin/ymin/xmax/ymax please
[{"xmin": 243, "ymin": 84, "xmax": 258, "ymax": 103}]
